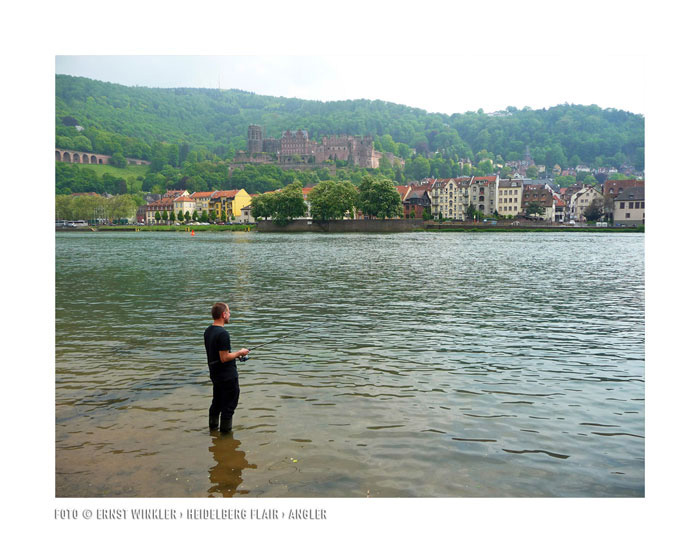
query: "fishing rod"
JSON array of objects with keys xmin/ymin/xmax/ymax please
[{"xmin": 239, "ymin": 324, "xmax": 318, "ymax": 362}]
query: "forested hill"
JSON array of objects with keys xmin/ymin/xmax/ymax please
[{"xmin": 55, "ymin": 74, "xmax": 644, "ymax": 170}]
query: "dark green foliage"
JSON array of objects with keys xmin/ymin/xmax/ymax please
[
  {"xmin": 110, "ymin": 152, "xmax": 127, "ymax": 168},
  {"xmin": 525, "ymin": 202, "xmax": 546, "ymax": 216},
  {"xmin": 583, "ymin": 199, "xmax": 604, "ymax": 221},
  {"xmin": 357, "ymin": 176, "xmax": 402, "ymax": 219},
  {"xmin": 56, "ymin": 75, "xmax": 643, "ymax": 173},
  {"xmin": 307, "ymin": 180, "xmax": 358, "ymax": 221},
  {"xmin": 251, "ymin": 183, "xmax": 307, "ymax": 224}
]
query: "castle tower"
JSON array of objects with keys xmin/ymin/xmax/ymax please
[{"xmin": 248, "ymin": 125, "xmax": 263, "ymax": 153}]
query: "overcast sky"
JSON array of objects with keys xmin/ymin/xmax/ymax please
[{"xmin": 55, "ymin": 55, "xmax": 646, "ymax": 116}]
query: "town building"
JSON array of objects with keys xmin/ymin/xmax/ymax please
[
  {"xmin": 402, "ymin": 185, "xmax": 431, "ymax": 219},
  {"xmin": 559, "ymin": 186, "xmax": 583, "ymax": 208},
  {"xmin": 497, "ymin": 179, "xmax": 523, "ymax": 217},
  {"xmin": 236, "ymin": 205, "xmax": 253, "ymax": 224},
  {"xmin": 522, "ymin": 184, "xmax": 556, "ymax": 222},
  {"xmin": 601, "ymin": 180, "xmax": 643, "ymax": 221},
  {"xmin": 429, "ymin": 177, "xmax": 470, "ymax": 220},
  {"xmin": 145, "ymin": 197, "xmax": 174, "ymax": 224},
  {"xmin": 173, "ymin": 194, "xmax": 197, "ymax": 220},
  {"xmin": 554, "ymin": 195, "xmax": 567, "ymax": 223},
  {"xmin": 428, "ymin": 175, "xmax": 501, "ymax": 220},
  {"xmin": 613, "ymin": 187, "xmax": 645, "ymax": 226},
  {"xmin": 602, "ymin": 179, "xmax": 644, "ymax": 199},
  {"xmin": 210, "ymin": 189, "xmax": 252, "ymax": 221},
  {"xmin": 189, "ymin": 191, "xmax": 217, "ymax": 216},
  {"xmin": 470, "ymin": 175, "xmax": 500, "ymax": 216},
  {"xmin": 569, "ymin": 186, "xmax": 604, "ymax": 222}
]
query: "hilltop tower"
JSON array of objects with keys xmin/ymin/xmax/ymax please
[{"xmin": 248, "ymin": 125, "xmax": 263, "ymax": 153}]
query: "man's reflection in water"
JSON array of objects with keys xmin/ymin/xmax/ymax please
[{"xmin": 208, "ymin": 432, "xmax": 257, "ymax": 497}]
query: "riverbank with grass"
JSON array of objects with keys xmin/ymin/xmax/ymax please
[
  {"xmin": 56, "ymin": 224, "xmax": 255, "ymax": 232},
  {"xmin": 419, "ymin": 225, "xmax": 644, "ymax": 233},
  {"xmin": 56, "ymin": 222, "xmax": 642, "ymax": 233}
]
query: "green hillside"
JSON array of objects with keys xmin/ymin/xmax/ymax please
[{"xmin": 55, "ymin": 74, "xmax": 644, "ymax": 171}]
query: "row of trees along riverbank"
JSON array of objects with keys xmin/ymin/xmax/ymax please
[
  {"xmin": 251, "ymin": 175, "xmax": 404, "ymax": 225},
  {"xmin": 55, "ymin": 193, "xmax": 143, "ymax": 222}
]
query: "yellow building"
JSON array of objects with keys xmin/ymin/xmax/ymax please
[
  {"xmin": 189, "ymin": 191, "xmax": 217, "ymax": 217},
  {"xmin": 210, "ymin": 189, "xmax": 252, "ymax": 221}
]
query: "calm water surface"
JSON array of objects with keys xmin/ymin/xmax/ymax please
[{"xmin": 55, "ymin": 231, "xmax": 644, "ymax": 497}]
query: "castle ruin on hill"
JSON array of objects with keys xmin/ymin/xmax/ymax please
[{"xmin": 242, "ymin": 124, "xmax": 401, "ymax": 170}]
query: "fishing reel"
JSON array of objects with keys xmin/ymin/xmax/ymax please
[{"xmin": 239, "ymin": 355, "xmax": 250, "ymax": 362}]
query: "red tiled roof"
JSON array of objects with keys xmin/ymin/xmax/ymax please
[
  {"xmin": 396, "ymin": 186, "xmax": 410, "ymax": 200},
  {"xmin": 190, "ymin": 191, "xmax": 216, "ymax": 198},
  {"xmin": 147, "ymin": 198, "xmax": 174, "ymax": 208},
  {"xmin": 410, "ymin": 184, "xmax": 432, "ymax": 193},
  {"xmin": 212, "ymin": 190, "xmax": 240, "ymax": 199}
]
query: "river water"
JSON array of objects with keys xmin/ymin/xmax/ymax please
[{"xmin": 55, "ymin": 231, "xmax": 644, "ymax": 497}]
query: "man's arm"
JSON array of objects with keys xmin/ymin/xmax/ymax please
[{"xmin": 219, "ymin": 348, "xmax": 249, "ymax": 363}]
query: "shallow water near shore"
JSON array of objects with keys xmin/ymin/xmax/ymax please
[{"xmin": 55, "ymin": 231, "xmax": 644, "ymax": 497}]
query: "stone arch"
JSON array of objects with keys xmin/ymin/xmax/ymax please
[
  {"xmin": 82, "ymin": 154, "xmax": 89, "ymax": 163},
  {"xmin": 73, "ymin": 153, "xmax": 80, "ymax": 162},
  {"xmin": 90, "ymin": 155, "xmax": 97, "ymax": 164},
  {"xmin": 63, "ymin": 152, "xmax": 71, "ymax": 162},
  {"xmin": 56, "ymin": 151, "xmax": 61, "ymax": 161},
  {"xmin": 98, "ymin": 158, "xmax": 104, "ymax": 164}
]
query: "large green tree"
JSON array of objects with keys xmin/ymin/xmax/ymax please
[
  {"xmin": 271, "ymin": 183, "xmax": 307, "ymax": 224},
  {"xmin": 525, "ymin": 202, "xmax": 545, "ymax": 217},
  {"xmin": 250, "ymin": 193, "xmax": 274, "ymax": 220},
  {"xmin": 251, "ymin": 183, "xmax": 307, "ymax": 224},
  {"xmin": 583, "ymin": 198, "xmax": 604, "ymax": 221},
  {"xmin": 307, "ymin": 180, "xmax": 358, "ymax": 221},
  {"xmin": 357, "ymin": 175, "xmax": 402, "ymax": 219}
]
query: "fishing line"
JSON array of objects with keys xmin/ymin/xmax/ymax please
[{"xmin": 239, "ymin": 323, "xmax": 320, "ymax": 362}]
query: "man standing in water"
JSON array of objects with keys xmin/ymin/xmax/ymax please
[{"xmin": 204, "ymin": 303, "xmax": 249, "ymax": 433}]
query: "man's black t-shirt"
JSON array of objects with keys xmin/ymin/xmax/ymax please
[{"xmin": 204, "ymin": 325, "xmax": 238, "ymax": 383}]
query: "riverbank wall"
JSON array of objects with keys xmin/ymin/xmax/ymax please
[
  {"xmin": 256, "ymin": 219, "xmax": 643, "ymax": 233},
  {"xmin": 56, "ymin": 221, "xmax": 643, "ymax": 233},
  {"xmin": 256, "ymin": 219, "xmax": 427, "ymax": 232}
]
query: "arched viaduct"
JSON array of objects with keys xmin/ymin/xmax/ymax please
[{"xmin": 55, "ymin": 149, "xmax": 150, "ymax": 166}]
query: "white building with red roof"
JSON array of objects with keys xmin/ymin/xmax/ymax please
[
  {"xmin": 145, "ymin": 197, "xmax": 174, "ymax": 224},
  {"xmin": 173, "ymin": 195, "xmax": 197, "ymax": 220}
]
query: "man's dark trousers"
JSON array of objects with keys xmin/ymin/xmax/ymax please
[{"xmin": 209, "ymin": 378, "xmax": 240, "ymax": 432}]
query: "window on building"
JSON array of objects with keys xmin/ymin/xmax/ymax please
[
  {"xmin": 626, "ymin": 213, "xmax": 631, "ymax": 219},
  {"xmin": 620, "ymin": 202, "xmax": 625, "ymax": 209}
]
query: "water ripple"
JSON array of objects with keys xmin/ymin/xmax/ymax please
[{"xmin": 56, "ymin": 232, "xmax": 644, "ymax": 497}]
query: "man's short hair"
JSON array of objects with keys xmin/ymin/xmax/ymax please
[{"xmin": 211, "ymin": 302, "xmax": 228, "ymax": 320}]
